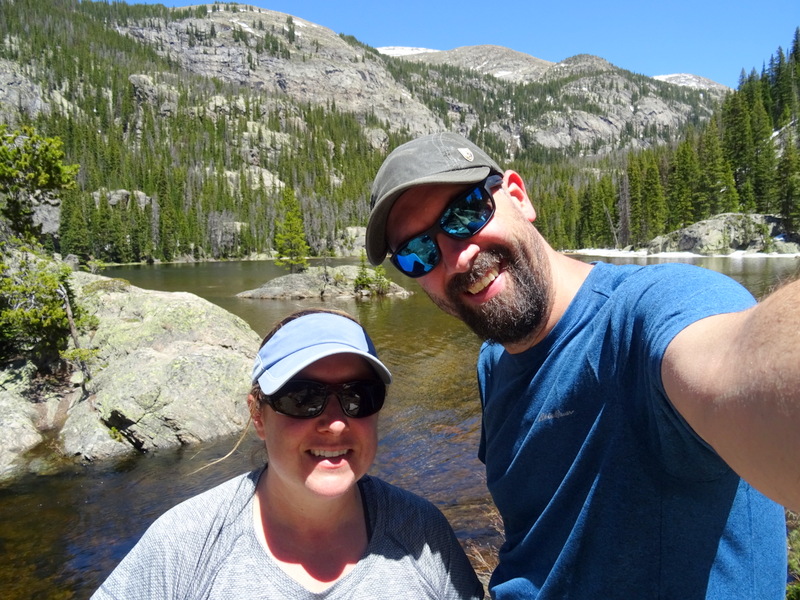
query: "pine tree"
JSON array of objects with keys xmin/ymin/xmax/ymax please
[
  {"xmin": 626, "ymin": 154, "xmax": 645, "ymax": 245},
  {"xmin": 749, "ymin": 86, "xmax": 778, "ymax": 213},
  {"xmin": 58, "ymin": 190, "xmax": 91, "ymax": 261},
  {"xmin": 641, "ymin": 152, "xmax": 667, "ymax": 240},
  {"xmin": 92, "ymin": 193, "xmax": 113, "ymax": 261},
  {"xmin": 159, "ymin": 200, "xmax": 178, "ymax": 261},
  {"xmin": 0, "ymin": 126, "xmax": 79, "ymax": 242},
  {"xmin": 109, "ymin": 202, "xmax": 131, "ymax": 263},
  {"xmin": 777, "ymin": 131, "xmax": 800, "ymax": 232},
  {"xmin": 0, "ymin": 244, "xmax": 82, "ymax": 368},
  {"xmin": 576, "ymin": 182, "xmax": 599, "ymax": 248},
  {"xmin": 667, "ymin": 136, "xmax": 701, "ymax": 229},
  {"xmin": 617, "ymin": 174, "xmax": 632, "ymax": 248},
  {"xmin": 772, "ymin": 47, "xmax": 796, "ymax": 127},
  {"xmin": 698, "ymin": 117, "xmax": 739, "ymax": 218},
  {"xmin": 577, "ymin": 175, "xmax": 617, "ymax": 248},
  {"xmin": 722, "ymin": 92, "xmax": 754, "ymax": 197},
  {"xmin": 274, "ymin": 186, "xmax": 310, "ymax": 273},
  {"xmin": 597, "ymin": 175, "xmax": 618, "ymax": 247}
]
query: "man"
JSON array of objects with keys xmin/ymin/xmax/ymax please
[{"xmin": 365, "ymin": 131, "xmax": 800, "ymax": 599}]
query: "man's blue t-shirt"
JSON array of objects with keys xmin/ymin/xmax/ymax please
[{"xmin": 477, "ymin": 262, "xmax": 786, "ymax": 599}]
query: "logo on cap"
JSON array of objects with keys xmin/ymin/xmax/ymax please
[{"xmin": 458, "ymin": 147, "xmax": 474, "ymax": 162}]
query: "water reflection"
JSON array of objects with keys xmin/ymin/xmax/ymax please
[
  {"xmin": 1, "ymin": 254, "xmax": 797, "ymax": 599},
  {"xmin": 0, "ymin": 438, "xmax": 265, "ymax": 599}
]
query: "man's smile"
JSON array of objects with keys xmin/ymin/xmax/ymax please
[{"xmin": 467, "ymin": 265, "xmax": 500, "ymax": 295}]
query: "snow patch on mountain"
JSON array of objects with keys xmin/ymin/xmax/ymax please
[
  {"xmin": 654, "ymin": 73, "xmax": 730, "ymax": 92},
  {"xmin": 377, "ymin": 46, "xmax": 441, "ymax": 57}
]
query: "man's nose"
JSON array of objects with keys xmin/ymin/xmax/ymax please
[{"xmin": 436, "ymin": 232, "xmax": 479, "ymax": 274}]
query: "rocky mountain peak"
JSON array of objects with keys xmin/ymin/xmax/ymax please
[
  {"xmin": 0, "ymin": 2, "xmax": 730, "ymax": 161},
  {"xmin": 653, "ymin": 73, "xmax": 731, "ymax": 92},
  {"xmin": 384, "ymin": 44, "xmax": 555, "ymax": 83},
  {"xmin": 116, "ymin": 4, "xmax": 442, "ymax": 137}
]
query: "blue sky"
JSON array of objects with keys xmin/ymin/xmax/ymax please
[{"xmin": 134, "ymin": 0, "xmax": 798, "ymax": 89}]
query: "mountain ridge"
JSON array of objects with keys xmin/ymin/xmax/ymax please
[
  {"xmin": 0, "ymin": 0, "xmax": 760, "ymax": 264},
  {"xmin": 0, "ymin": 1, "xmax": 728, "ymax": 159},
  {"xmin": 378, "ymin": 44, "xmax": 729, "ymax": 92}
]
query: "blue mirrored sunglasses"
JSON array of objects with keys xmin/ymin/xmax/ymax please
[{"xmin": 390, "ymin": 174, "xmax": 503, "ymax": 278}]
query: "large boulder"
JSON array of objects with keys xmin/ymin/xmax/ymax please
[
  {"xmin": 0, "ymin": 271, "xmax": 260, "ymax": 482},
  {"xmin": 0, "ymin": 365, "xmax": 45, "ymax": 480}
]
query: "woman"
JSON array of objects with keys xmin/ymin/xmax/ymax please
[{"xmin": 92, "ymin": 308, "xmax": 484, "ymax": 599}]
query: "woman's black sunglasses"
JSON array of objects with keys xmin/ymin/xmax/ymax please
[
  {"xmin": 390, "ymin": 174, "xmax": 503, "ymax": 278},
  {"xmin": 265, "ymin": 379, "xmax": 386, "ymax": 419}
]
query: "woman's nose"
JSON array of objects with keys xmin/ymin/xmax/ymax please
[{"xmin": 316, "ymin": 394, "xmax": 348, "ymax": 433}]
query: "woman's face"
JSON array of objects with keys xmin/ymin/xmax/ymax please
[{"xmin": 253, "ymin": 353, "xmax": 380, "ymax": 500}]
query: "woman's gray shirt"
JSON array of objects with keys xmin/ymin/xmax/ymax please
[{"xmin": 92, "ymin": 469, "xmax": 484, "ymax": 599}]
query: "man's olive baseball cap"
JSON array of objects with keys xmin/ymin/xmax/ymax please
[{"xmin": 366, "ymin": 132, "xmax": 502, "ymax": 265}]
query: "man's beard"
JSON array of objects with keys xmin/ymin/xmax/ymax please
[{"xmin": 432, "ymin": 227, "xmax": 552, "ymax": 345}]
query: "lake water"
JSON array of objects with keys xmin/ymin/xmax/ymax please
[{"xmin": 1, "ymin": 253, "xmax": 798, "ymax": 599}]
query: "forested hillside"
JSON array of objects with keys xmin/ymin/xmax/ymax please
[
  {"xmin": 1, "ymin": 0, "xmax": 402, "ymax": 262},
  {"xmin": 0, "ymin": 0, "xmax": 798, "ymax": 263},
  {"xmin": 524, "ymin": 41, "xmax": 800, "ymax": 251}
]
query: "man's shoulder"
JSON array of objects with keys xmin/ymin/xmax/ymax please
[
  {"xmin": 584, "ymin": 261, "xmax": 751, "ymax": 306},
  {"xmin": 586, "ymin": 260, "xmax": 701, "ymax": 288}
]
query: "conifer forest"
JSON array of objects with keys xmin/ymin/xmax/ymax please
[{"xmin": 0, "ymin": 0, "xmax": 798, "ymax": 264}]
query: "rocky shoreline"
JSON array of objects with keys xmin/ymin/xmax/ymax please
[
  {"xmin": 646, "ymin": 213, "xmax": 800, "ymax": 256},
  {"xmin": 0, "ymin": 262, "xmax": 414, "ymax": 484},
  {"xmin": 0, "ymin": 272, "xmax": 260, "ymax": 483}
]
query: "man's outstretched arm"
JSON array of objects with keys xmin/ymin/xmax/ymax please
[{"xmin": 663, "ymin": 277, "xmax": 800, "ymax": 510}]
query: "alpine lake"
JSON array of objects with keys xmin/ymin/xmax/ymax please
[{"xmin": 1, "ymin": 252, "xmax": 798, "ymax": 599}]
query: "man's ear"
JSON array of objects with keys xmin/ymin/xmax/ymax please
[
  {"xmin": 248, "ymin": 393, "xmax": 266, "ymax": 440},
  {"xmin": 503, "ymin": 170, "xmax": 537, "ymax": 223}
]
